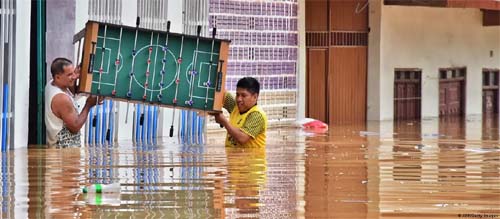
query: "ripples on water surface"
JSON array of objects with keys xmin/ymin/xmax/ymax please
[{"xmin": 0, "ymin": 117, "xmax": 499, "ymax": 218}]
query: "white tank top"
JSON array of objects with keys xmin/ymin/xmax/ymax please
[{"xmin": 45, "ymin": 81, "xmax": 81, "ymax": 147}]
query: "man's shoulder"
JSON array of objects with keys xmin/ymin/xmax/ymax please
[
  {"xmin": 246, "ymin": 110, "xmax": 266, "ymax": 122},
  {"xmin": 52, "ymin": 92, "xmax": 72, "ymax": 102},
  {"xmin": 254, "ymin": 105, "xmax": 267, "ymax": 116},
  {"xmin": 50, "ymin": 93, "xmax": 73, "ymax": 112}
]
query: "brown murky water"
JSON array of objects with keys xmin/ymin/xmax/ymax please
[{"xmin": 1, "ymin": 117, "xmax": 499, "ymax": 218}]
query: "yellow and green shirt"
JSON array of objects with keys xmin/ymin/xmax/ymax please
[{"xmin": 223, "ymin": 93, "xmax": 267, "ymax": 148}]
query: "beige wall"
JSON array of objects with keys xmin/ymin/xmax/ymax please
[{"xmin": 368, "ymin": 4, "xmax": 500, "ymax": 120}]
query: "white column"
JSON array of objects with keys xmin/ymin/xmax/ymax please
[
  {"xmin": 14, "ymin": 1, "xmax": 30, "ymax": 216},
  {"xmin": 13, "ymin": 0, "xmax": 31, "ymax": 148},
  {"xmin": 297, "ymin": 0, "xmax": 306, "ymax": 120},
  {"xmin": 367, "ymin": 0, "xmax": 382, "ymax": 121},
  {"xmin": 14, "ymin": 149, "xmax": 28, "ymax": 219}
]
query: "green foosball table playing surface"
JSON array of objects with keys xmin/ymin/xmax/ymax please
[{"xmin": 76, "ymin": 21, "xmax": 229, "ymax": 112}]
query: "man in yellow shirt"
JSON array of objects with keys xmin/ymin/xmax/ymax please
[{"xmin": 211, "ymin": 77, "xmax": 267, "ymax": 148}]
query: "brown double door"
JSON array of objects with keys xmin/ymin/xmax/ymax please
[
  {"xmin": 439, "ymin": 68, "xmax": 466, "ymax": 117},
  {"xmin": 483, "ymin": 69, "xmax": 499, "ymax": 115},
  {"xmin": 305, "ymin": 0, "xmax": 368, "ymax": 124},
  {"xmin": 483, "ymin": 90, "xmax": 498, "ymax": 114},
  {"xmin": 439, "ymin": 81, "xmax": 465, "ymax": 116},
  {"xmin": 394, "ymin": 70, "xmax": 421, "ymax": 120}
]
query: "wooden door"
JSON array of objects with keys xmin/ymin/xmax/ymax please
[
  {"xmin": 328, "ymin": 0, "xmax": 368, "ymax": 124},
  {"xmin": 394, "ymin": 69, "xmax": 421, "ymax": 120},
  {"xmin": 307, "ymin": 50, "xmax": 328, "ymax": 122},
  {"xmin": 440, "ymin": 81, "xmax": 463, "ymax": 115},
  {"xmin": 439, "ymin": 68, "xmax": 466, "ymax": 117},
  {"xmin": 329, "ymin": 47, "xmax": 367, "ymax": 123},
  {"xmin": 483, "ymin": 90, "xmax": 498, "ymax": 114},
  {"xmin": 306, "ymin": 0, "xmax": 329, "ymax": 123},
  {"xmin": 482, "ymin": 69, "xmax": 499, "ymax": 115},
  {"xmin": 306, "ymin": 0, "xmax": 368, "ymax": 124}
]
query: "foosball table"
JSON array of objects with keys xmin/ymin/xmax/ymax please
[{"xmin": 74, "ymin": 19, "xmax": 230, "ymax": 113}]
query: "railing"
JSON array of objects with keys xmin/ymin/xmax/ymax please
[{"xmin": 0, "ymin": 0, "xmax": 15, "ymax": 151}]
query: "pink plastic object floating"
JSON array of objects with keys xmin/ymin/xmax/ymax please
[{"xmin": 302, "ymin": 120, "xmax": 328, "ymax": 133}]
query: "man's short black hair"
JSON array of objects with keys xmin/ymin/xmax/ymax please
[
  {"xmin": 236, "ymin": 77, "xmax": 260, "ymax": 94},
  {"xmin": 50, "ymin": 57, "xmax": 73, "ymax": 78}
]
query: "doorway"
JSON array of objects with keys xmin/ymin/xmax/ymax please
[{"xmin": 439, "ymin": 67, "xmax": 466, "ymax": 117}]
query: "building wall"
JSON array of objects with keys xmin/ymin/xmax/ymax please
[
  {"xmin": 368, "ymin": 4, "xmax": 500, "ymax": 120},
  {"xmin": 46, "ymin": 0, "xmax": 76, "ymax": 81},
  {"xmin": 208, "ymin": 0, "xmax": 299, "ymax": 127}
]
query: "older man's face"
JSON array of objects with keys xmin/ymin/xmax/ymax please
[{"xmin": 55, "ymin": 64, "xmax": 77, "ymax": 88}]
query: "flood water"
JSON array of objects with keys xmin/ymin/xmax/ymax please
[{"xmin": 1, "ymin": 116, "xmax": 499, "ymax": 218}]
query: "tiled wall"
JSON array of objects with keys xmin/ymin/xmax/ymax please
[{"xmin": 209, "ymin": 0, "xmax": 299, "ymax": 126}]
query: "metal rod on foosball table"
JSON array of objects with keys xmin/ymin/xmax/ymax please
[
  {"xmin": 157, "ymin": 21, "xmax": 171, "ymax": 102},
  {"xmin": 204, "ymin": 27, "xmax": 216, "ymax": 109},
  {"xmin": 147, "ymin": 104, "xmax": 152, "ymax": 144},
  {"xmin": 101, "ymin": 99, "xmax": 108, "ymax": 145},
  {"xmin": 97, "ymin": 25, "xmax": 108, "ymax": 94},
  {"xmin": 187, "ymin": 25, "xmax": 202, "ymax": 106},
  {"xmin": 203, "ymin": 27, "xmax": 217, "ymax": 137},
  {"xmin": 149, "ymin": 33, "xmax": 160, "ymax": 102},
  {"xmin": 75, "ymin": 39, "xmax": 82, "ymax": 93},
  {"xmin": 170, "ymin": 32, "xmax": 186, "ymax": 137},
  {"xmin": 76, "ymin": 39, "xmax": 82, "ymax": 66},
  {"xmin": 107, "ymin": 100, "xmax": 114, "ymax": 144},
  {"xmin": 142, "ymin": 32, "xmax": 154, "ymax": 101},
  {"xmin": 217, "ymin": 60, "xmax": 225, "ymax": 128},
  {"xmin": 141, "ymin": 104, "xmax": 146, "ymax": 143},
  {"xmin": 153, "ymin": 105, "xmax": 159, "ymax": 142},
  {"xmin": 186, "ymin": 25, "xmax": 203, "ymax": 142},
  {"xmin": 126, "ymin": 17, "xmax": 141, "ymax": 124},
  {"xmin": 111, "ymin": 27, "xmax": 123, "ymax": 96}
]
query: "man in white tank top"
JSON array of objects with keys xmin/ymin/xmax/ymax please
[{"xmin": 45, "ymin": 58, "xmax": 101, "ymax": 147}]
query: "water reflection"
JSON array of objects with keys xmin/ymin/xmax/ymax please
[
  {"xmin": 0, "ymin": 117, "xmax": 496, "ymax": 218},
  {"xmin": 224, "ymin": 147, "xmax": 266, "ymax": 218},
  {"xmin": 377, "ymin": 116, "xmax": 500, "ymax": 218},
  {"xmin": 304, "ymin": 124, "xmax": 368, "ymax": 219},
  {"xmin": 438, "ymin": 117, "xmax": 466, "ymax": 185},
  {"xmin": 27, "ymin": 147, "xmax": 87, "ymax": 218},
  {"xmin": 392, "ymin": 121, "xmax": 422, "ymax": 181},
  {"xmin": 2, "ymin": 151, "xmax": 15, "ymax": 219},
  {"xmin": 483, "ymin": 114, "xmax": 499, "ymax": 141}
]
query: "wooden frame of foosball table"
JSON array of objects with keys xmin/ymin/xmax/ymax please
[{"xmin": 73, "ymin": 21, "xmax": 230, "ymax": 113}]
